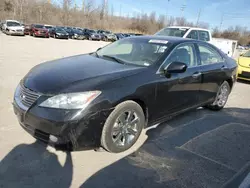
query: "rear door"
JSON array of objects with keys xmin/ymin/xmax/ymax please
[
  {"xmin": 155, "ymin": 42, "xmax": 202, "ymax": 120},
  {"xmin": 196, "ymin": 43, "xmax": 228, "ymax": 103}
]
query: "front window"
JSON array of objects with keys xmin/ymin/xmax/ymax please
[
  {"xmin": 96, "ymin": 38, "xmax": 171, "ymax": 67},
  {"xmin": 7, "ymin": 21, "xmax": 21, "ymax": 27},
  {"xmin": 163, "ymin": 44, "xmax": 197, "ymax": 68},
  {"xmin": 187, "ymin": 30, "xmax": 198, "ymax": 40},
  {"xmin": 198, "ymin": 31, "xmax": 210, "ymax": 41},
  {"xmin": 155, "ymin": 28, "xmax": 188, "ymax": 37}
]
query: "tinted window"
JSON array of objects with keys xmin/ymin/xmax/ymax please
[
  {"xmin": 198, "ymin": 44, "xmax": 223, "ymax": 65},
  {"xmin": 198, "ymin": 31, "xmax": 210, "ymax": 41},
  {"xmin": 165, "ymin": 44, "xmax": 197, "ymax": 67},
  {"xmin": 187, "ymin": 30, "xmax": 198, "ymax": 40}
]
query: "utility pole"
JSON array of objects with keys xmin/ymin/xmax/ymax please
[
  {"xmin": 196, "ymin": 8, "xmax": 201, "ymax": 26},
  {"xmin": 119, "ymin": 4, "xmax": 122, "ymax": 17},
  {"xmin": 220, "ymin": 13, "xmax": 224, "ymax": 30}
]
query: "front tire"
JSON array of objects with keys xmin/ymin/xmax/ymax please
[
  {"xmin": 101, "ymin": 101, "xmax": 145, "ymax": 153},
  {"xmin": 206, "ymin": 81, "xmax": 230, "ymax": 111}
]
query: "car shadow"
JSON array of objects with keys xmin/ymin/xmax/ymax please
[
  {"xmin": 80, "ymin": 107, "xmax": 250, "ymax": 188},
  {"xmin": 0, "ymin": 140, "xmax": 73, "ymax": 188},
  {"xmin": 237, "ymin": 79, "xmax": 250, "ymax": 85}
]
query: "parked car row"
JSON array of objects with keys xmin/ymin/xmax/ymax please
[{"xmin": 1, "ymin": 20, "xmax": 142, "ymax": 41}]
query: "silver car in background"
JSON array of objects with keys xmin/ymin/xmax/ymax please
[{"xmin": 2, "ymin": 20, "xmax": 25, "ymax": 36}]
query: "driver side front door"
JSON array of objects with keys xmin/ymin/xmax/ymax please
[{"xmin": 154, "ymin": 43, "xmax": 202, "ymax": 121}]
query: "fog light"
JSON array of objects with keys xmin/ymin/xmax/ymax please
[{"xmin": 49, "ymin": 135, "xmax": 58, "ymax": 143}]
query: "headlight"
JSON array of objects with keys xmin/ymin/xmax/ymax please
[
  {"xmin": 39, "ymin": 91, "xmax": 101, "ymax": 109},
  {"xmin": 74, "ymin": 33, "xmax": 78, "ymax": 36}
]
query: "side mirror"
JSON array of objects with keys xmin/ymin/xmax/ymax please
[
  {"xmin": 164, "ymin": 61, "xmax": 187, "ymax": 75},
  {"xmin": 97, "ymin": 47, "xmax": 102, "ymax": 51}
]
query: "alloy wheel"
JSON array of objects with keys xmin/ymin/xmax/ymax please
[
  {"xmin": 214, "ymin": 83, "xmax": 230, "ymax": 107},
  {"xmin": 111, "ymin": 111, "xmax": 140, "ymax": 147}
]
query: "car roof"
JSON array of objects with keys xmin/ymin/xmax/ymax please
[
  {"xmin": 129, "ymin": 35, "xmax": 195, "ymax": 44},
  {"xmin": 6, "ymin": 20, "xmax": 20, "ymax": 22},
  {"xmin": 168, "ymin": 26, "xmax": 209, "ymax": 32}
]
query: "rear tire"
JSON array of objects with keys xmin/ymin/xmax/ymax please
[
  {"xmin": 206, "ymin": 81, "xmax": 230, "ymax": 111},
  {"xmin": 101, "ymin": 100, "xmax": 145, "ymax": 153}
]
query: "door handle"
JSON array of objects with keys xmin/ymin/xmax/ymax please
[
  {"xmin": 192, "ymin": 72, "xmax": 202, "ymax": 79},
  {"xmin": 221, "ymin": 65, "xmax": 228, "ymax": 70}
]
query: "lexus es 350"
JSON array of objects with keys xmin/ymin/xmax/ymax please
[{"xmin": 13, "ymin": 36, "xmax": 237, "ymax": 153}]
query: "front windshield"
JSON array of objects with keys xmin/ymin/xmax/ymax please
[
  {"xmin": 73, "ymin": 29, "xmax": 81, "ymax": 33},
  {"xmin": 89, "ymin": 30, "xmax": 96, "ymax": 33},
  {"xmin": 104, "ymin": 31, "xmax": 111, "ymax": 34},
  {"xmin": 96, "ymin": 38, "xmax": 171, "ymax": 67},
  {"xmin": 7, "ymin": 21, "xmax": 21, "ymax": 27},
  {"xmin": 45, "ymin": 26, "xmax": 52, "ymax": 29},
  {"xmin": 155, "ymin": 28, "xmax": 188, "ymax": 37},
  {"xmin": 34, "ymin": 25, "xmax": 45, "ymax": 29},
  {"xmin": 242, "ymin": 50, "xmax": 250, "ymax": 57},
  {"xmin": 56, "ymin": 28, "xmax": 65, "ymax": 32}
]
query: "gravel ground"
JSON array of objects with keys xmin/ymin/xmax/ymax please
[{"xmin": 0, "ymin": 33, "xmax": 250, "ymax": 188}]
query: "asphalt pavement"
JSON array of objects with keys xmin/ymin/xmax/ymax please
[{"xmin": 0, "ymin": 33, "xmax": 249, "ymax": 188}]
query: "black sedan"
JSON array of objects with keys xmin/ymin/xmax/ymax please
[
  {"xmin": 85, "ymin": 29, "xmax": 101, "ymax": 41},
  {"xmin": 72, "ymin": 29, "xmax": 86, "ymax": 40},
  {"xmin": 13, "ymin": 36, "xmax": 237, "ymax": 153},
  {"xmin": 49, "ymin": 28, "xmax": 69, "ymax": 39}
]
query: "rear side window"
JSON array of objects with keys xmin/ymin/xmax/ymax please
[
  {"xmin": 198, "ymin": 31, "xmax": 210, "ymax": 41},
  {"xmin": 187, "ymin": 30, "xmax": 198, "ymax": 40},
  {"xmin": 198, "ymin": 44, "xmax": 223, "ymax": 65}
]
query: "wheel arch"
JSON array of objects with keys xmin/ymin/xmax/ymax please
[{"xmin": 113, "ymin": 97, "xmax": 149, "ymax": 128}]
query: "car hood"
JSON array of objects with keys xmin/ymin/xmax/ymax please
[
  {"xmin": 238, "ymin": 57, "xmax": 250, "ymax": 68},
  {"xmin": 23, "ymin": 55, "xmax": 144, "ymax": 94},
  {"xmin": 8, "ymin": 26, "xmax": 23, "ymax": 30}
]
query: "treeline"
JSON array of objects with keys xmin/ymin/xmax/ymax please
[
  {"xmin": 212, "ymin": 26, "xmax": 250, "ymax": 46},
  {"xmin": 1, "ymin": 0, "xmax": 249, "ymax": 44},
  {"xmin": 0, "ymin": 0, "xmax": 209, "ymax": 34}
]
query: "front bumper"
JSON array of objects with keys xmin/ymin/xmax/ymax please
[
  {"xmin": 13, "ymin": 99, "xmax": 112, "ymax": 151},
  {"xmin": 73, "ymin": 35, "xmax": 85, "ymax": 40},
  {"xmin": 90, "ymin": 36, "xmax": 101, "ymax": 40},
  {"xmin": 56, "ymin": 34, "xmax": 69, "ymax": 39},
  {"xmin": 9, "ymin": 30, "xmax": 24, "ymax": 35},
  {"xmin": 34, "ymin": 32, "xmax": 49, "ymax": 37},
  {"xmin": 237, "ymin": 65, "xmax": 250, "ymax": 81}
]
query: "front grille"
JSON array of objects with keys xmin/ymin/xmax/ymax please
[
  {"xmin": 19, "ymin": 84, "xmax": 40, "ymax": 108},
  {"xmin": 239, "ymin": 71, "xmax": 250, "ymax": 79},
  {"xmin": 17, "ymin": 29, "xmax": 22, "ymax": 32}
]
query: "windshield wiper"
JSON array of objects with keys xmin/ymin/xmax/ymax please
[
  {"xmin": 93, "ymin": 52, "xmax": 99, "ymax": 58},
  {"xmin": 102, "ymin": 55, "xmax": 126, "ymax": 64}
]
